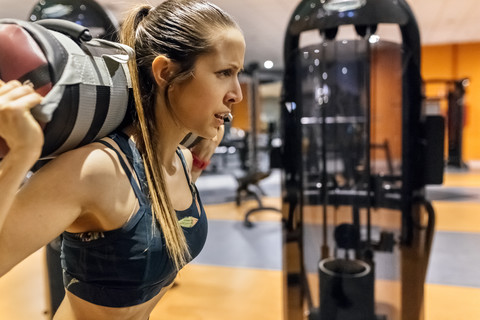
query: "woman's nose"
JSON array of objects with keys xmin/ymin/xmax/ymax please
[{"xmin": 226, "ymin": 79, "xmax": 243, "ymax": 104}]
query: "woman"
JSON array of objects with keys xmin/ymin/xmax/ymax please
[{"xmin": 0, "ymin": 0, "xmax": 245, "ymax": 319}]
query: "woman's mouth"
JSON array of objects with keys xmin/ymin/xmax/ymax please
[
  {"xmin": 214, "ymin": 114, "xmax": 225, "ymax": 126},
  {"xmin": 215, "ymin": 113, "xmax": 233, "ymax": 122}
]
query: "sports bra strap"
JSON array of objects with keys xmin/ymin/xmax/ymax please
[
  {"xmin": 112, "ymin": 132, "xmax": 149, "ymax": 193},
  {"xmin": 175, "ymin": 148, "xmax": 195, "ymax": 194},
  {"xmin": 96, "ymin": 139, "xmax": 148, "ymax": 205}
]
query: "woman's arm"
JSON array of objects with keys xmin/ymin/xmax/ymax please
[
  {"xmin": 0, "ymin": 81, "xmax": 84, "ymax": 276},
  {"xmin": 188, "ymin": 125, "xmax": 225, "ymax": 183},
  {"xmin": 0, "ymin": 144, "xmax": 116, "ymax": 276},
  {"xmin": 0, "ymin": 80, "xmax": 43, "ymax": 233}
]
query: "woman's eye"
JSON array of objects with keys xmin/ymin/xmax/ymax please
[{"xmin": 217, "ymin": 69, "xmax": 232, "ymax": 77}]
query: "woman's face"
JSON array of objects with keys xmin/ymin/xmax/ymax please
[{"xmin": 169, "ymin": 27, "xmax": 245, "ymax": 139}]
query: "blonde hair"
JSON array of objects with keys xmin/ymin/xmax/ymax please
[{"xmin": 120, "ymin": 0, "xmax": 240, "ymax": 270}]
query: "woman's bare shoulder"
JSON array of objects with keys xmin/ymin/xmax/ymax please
[
  {"xmin": 30, "ymin": 141, "xmax": 137, "ymax": 230},
  {"xmin": 30, "ymin": 142, "xmax": 124, "ymax": 201}
]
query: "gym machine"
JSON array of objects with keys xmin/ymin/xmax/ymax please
[
  {"xmin": 279, "ymin": 0, "xmax": 444, "ymax": 319},
  {"xmin": 235, "ymin": 63, "xmax": 283, "ymax": 227},
  {"xmin": 424, "ymin": 78, "xmax": 469, "ymax": 169},
  {"xmin": 28, "ymin": 0, "xmax": 120, "ymax": 41}
]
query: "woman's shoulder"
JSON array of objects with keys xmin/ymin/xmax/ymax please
[
  {"xmin": 35, "ymin": 141, "xmax": 135, "ymax": 218},
  {"xmin": 35, "ymin": 141, "xmax": 123, "ymax": 191}
]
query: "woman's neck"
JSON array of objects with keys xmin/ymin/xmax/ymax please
[
  {"xmin": 154, "ymin": 108, "xmax": 189, "ymax": 175},
  {"xmin": 122, "ymin": 119, "xmax": 184, "ymax": 175}
]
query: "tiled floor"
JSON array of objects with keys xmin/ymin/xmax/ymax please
[{"xmin": 1, "ymin": 163, "xmax": 480, "ymax": 319}]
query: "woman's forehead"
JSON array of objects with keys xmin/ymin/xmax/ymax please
[
  {"xmin": 211, "ymin": 28, "xmax": 245, "ymax": 57},
  {"xmin": 188, "ymin": 28, "xmax": 245, "ymax": 72}
]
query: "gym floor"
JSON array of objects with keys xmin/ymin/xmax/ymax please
[{"xmin": 1, "ymin": 157, "xmax": 480, "ymax": 319}]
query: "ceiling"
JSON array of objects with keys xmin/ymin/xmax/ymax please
[{"xmin": 0, "ymin": 0, "xmax": 479, "ymax": 70}]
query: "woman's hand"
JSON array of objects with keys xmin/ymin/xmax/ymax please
[
  {"xmin": 0, "ymin": 80, "xmax": 44, "ymax": 242},
  {"xmin": 190, "ymin": 125, "xmax": 224, "ymax": 161},
  {"xmin": 0, "ymin": 80, "xmax": 44, "ymax": 161},
  {"xmin": 188, "ymin": 125, "xmax": 224, "ymax": 180}
]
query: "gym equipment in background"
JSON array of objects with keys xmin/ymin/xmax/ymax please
[
  {"xmin": 234, "ymin": 63, "xmax": 283, "ymax": 227},
  {"xmin": 28, "ymin": 0, "xmax": 119, "ymax": 41},
  {"xmin": 279, "ymin": 0, "xmax": 444, "ymax": 319},
  {"xmin": 424, "ymin": 78, "xmax": 469, "ymax": 169}
]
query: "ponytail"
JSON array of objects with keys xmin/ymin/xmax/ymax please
[
  {"xmin": 120, "ymin": 0, "xmax": 240, "ymax": 270},
  {"xmin": 120, "ymin": 5, "xmax": 190, "ymax": 271}
]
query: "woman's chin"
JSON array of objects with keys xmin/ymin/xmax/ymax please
[
  {"xmin": 190, "ymin": 129, "xmax": 216, "ymax": 141},
  {"xmin": 204, "ymin": 127, "xmax": 220, "ymax": 139}
]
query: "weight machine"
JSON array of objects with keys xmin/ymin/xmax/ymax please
[
  {"xmin": 279, "ymin": 1, "xmax": 444, "ymax": 319},
  {"xmin": 424, "ymin": 78, "xmax": 469, "ymax": 169}
]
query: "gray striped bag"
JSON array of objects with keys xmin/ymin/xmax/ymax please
[{"xmin": 0, "ymin": 19, "xmax": 134, "ymax": 159}]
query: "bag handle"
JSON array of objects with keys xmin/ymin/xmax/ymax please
[{"xmin": 35, "ymin": 19, "xmax": 92, "ymax": 42}]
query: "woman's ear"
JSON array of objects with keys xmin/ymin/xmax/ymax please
[{"xmin": 152, "ymin": 55, "xmax": 173, "ymax": 87}]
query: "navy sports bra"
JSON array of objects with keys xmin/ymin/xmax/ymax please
[{"xmin": 60, "ymin": 132, "xmax": 208, "ymax": 307}]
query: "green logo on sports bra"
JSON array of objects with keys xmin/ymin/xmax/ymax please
[{"xmin": 178, "ymin": 216, "xmax": 199, "ymax": 228}]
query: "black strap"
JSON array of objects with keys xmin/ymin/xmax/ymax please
[
  {"xmin": 97, "ymin": 139, "xmax": 147, "ymax": 205},
  {"xmin": 112, "ymin": 132, "xmax": 149, "ymax": 195},
  {"xmin": 175, "ymin": 148, "xmax": 195, "ymax": 194}
]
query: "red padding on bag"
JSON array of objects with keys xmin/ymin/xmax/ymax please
[{"xmin": 0, "ymin": 24, "xmax": 51, "ymax": 158}]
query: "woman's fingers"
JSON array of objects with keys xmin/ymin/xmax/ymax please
[
  {"xmin": 0, "ymin": 82, "xmax": 41, "ymax": 108},
  {"xmin": 0, "ymin": 80, "xmax": 22, "ymax": 95},
  {"xmin": 212, "ymin": 125, "xmax": 225, "ymax": 143},
  {"xmin": 0, "ymin": 80, "xmax": 44, "ymax": 157},
  {"xmin": 7, "ymin": 91, "xmax": 42, "ymax": 110}
]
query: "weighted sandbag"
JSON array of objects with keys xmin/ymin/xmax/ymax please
[{"xmin": 0, "ymin": 19, "xmax": 134, "ymax": 159}]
